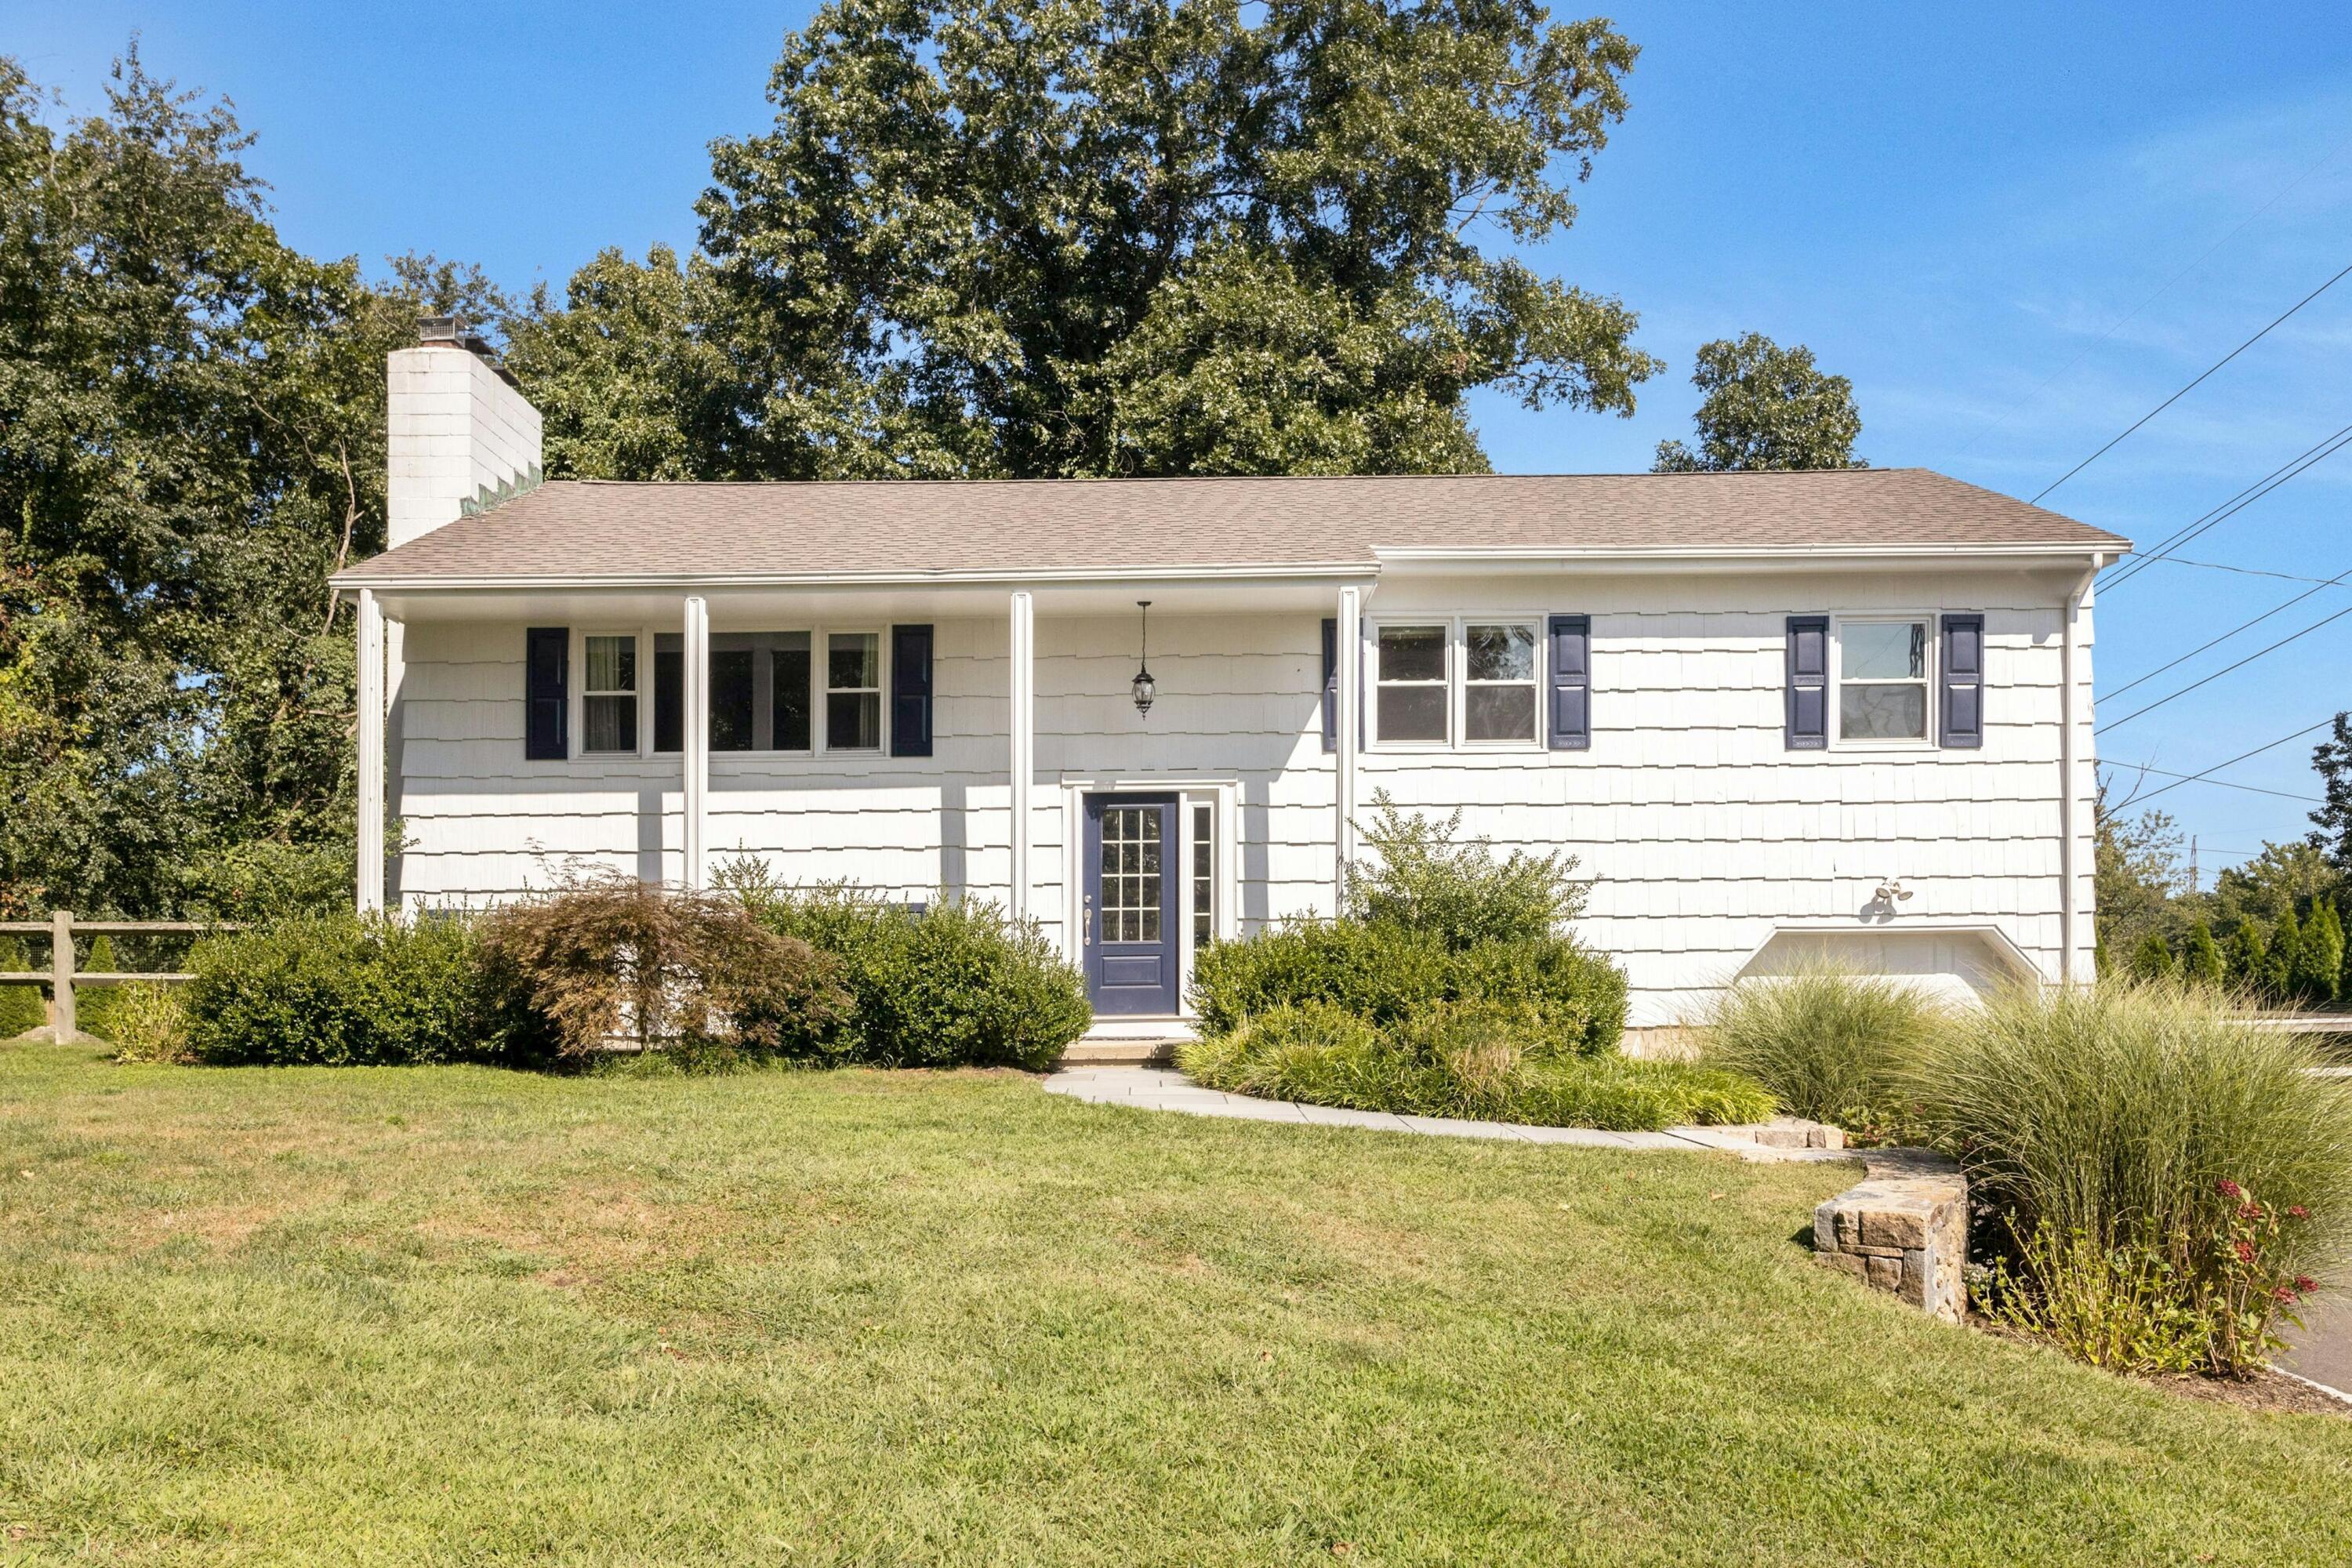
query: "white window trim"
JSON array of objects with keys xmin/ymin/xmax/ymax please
[
  {"xmin": 819, "ymin": 626, "xmax": 888, "ymax": 756},
  {"xmin": 1831, "ymin": 613, "xmax": 1937, "ymax": 753},
  {"xmin": 1364, "ymin": 614, "xmax": 1546, "ymax": 753},
  {"xmin": 572, "ymin": 628, "xmax": 641, "ymax": 757}
]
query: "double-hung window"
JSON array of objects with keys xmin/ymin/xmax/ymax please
[
  {"xmin": 1374, "ymin": 624, "xmax": 1450, "ymax": 744},
  {"xmin": 826, "ymin": 632, "xmax": 883, "ymax": 751},
  {"xmin": 582, "ymin": 635, "xmax": 638, "ymax": 753},
  {"xmin": 1463, "ymin": 622, "xmax": 1538, "ymax": 743},
  {"xmin": 1371, "ymin": 617, "xmax": 1543, "ymax": 748},
  {"xmin": 1836, "ymin": 619, "xmax": 1931, "ymax": 743}
]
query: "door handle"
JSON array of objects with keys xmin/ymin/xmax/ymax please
[{"xmin": 1083, "ymin": 892, "xmax": 1094, "ymax": 948}]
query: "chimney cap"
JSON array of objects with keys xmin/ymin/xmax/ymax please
[{"xmin": 416, "ymin": 313, "xmax": 520, "ymax": 389}]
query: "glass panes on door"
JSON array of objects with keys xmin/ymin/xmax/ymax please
[
  {"xmin": 1838, "ymin": 621, "xmax": 1929, "ymax": 740},
  {"xmin": 1192, "ymin": 802, "xmax": 1214, "ymax": 946},
  {"xmin": 1099, "ymin": 806, "xmax": 1163, "ymax": 943}
]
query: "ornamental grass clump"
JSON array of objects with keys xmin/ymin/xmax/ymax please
[
  {"xmin": 1700, "ymin": 964, "xmax": 1944, "ymax": 1136},
  {"xmin": 1907, "ymin": 978, "xmax": 2352, "ymax": 1374}
]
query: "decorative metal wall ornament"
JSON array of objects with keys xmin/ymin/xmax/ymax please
[{"xmin": 1131, "ymin": 600, "xmax": 1156, "ymax": 717}]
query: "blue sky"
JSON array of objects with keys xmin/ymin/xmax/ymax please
[{"xmin": 14, "ymin": 1, "xmax": 2352, "ymax": 883}]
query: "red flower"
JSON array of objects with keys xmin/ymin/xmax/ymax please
[
  {"xmin": 2217, "ymin": 1178, "xmax": 2244, "ymax": 1200},
  {"xmin": 2234, "ymin": 1240, "xmax": 2257, "ymax": 1265},
  {"xmin": 2296, "ymin": 1276, "xmax": 2318, "ymax": 1294},
  {"xmin": 2288, "ymin": 1205, "xmax": 2310, "ymax": 1221},
  {"xmin": 2239, "ymin": 1202, "xmax": 2265, "ymax": 1221},
  {"xmin": 2276, "ymin": 1286, "xmax": 2301, "ymax": 1304}
]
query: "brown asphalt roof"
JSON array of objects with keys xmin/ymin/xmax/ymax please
[{"xmin": 337, "ymin": 469, "xmax": 2129, "ymax": 584}]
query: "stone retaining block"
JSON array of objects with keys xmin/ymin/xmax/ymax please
[{"xmin": 1811, "ymin": 1150, "xmax": 1966, "ymax": 1323}]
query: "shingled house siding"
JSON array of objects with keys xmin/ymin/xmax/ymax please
[
  {"xmin": 387, "ymin": 568, "xmax": 2092, "ymax": 1028},
  {"xmin": 390, "ymin": 613, "xmax": 1338, "ymax": 956}
]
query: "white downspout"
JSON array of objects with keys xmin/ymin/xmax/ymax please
[{"xmin": 2058, "ymin": 560, "xmax": 2101, "ymax": 984}]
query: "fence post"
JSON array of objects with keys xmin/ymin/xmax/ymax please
[{"xmin": 50, "ymin": 909, "xmax": 75, "ymax": 1042}]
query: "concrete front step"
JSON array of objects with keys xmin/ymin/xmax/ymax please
[{"xmin": 1056, "ymin": 1038, "xmax": 1187, "ymax": 1067}]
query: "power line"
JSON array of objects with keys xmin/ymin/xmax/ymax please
[
  {"xmin": 1955, "ymin": 130, "xmax": 2352, "ymax": 461},
  {"xmin": 2103, "ymin": 562, "xmax": 2352, "ymax": 699},
  {"xmin": 2149, "ymin": 556, "xmax": 2350, "ymax": 587},
  {"xmin": 2030, "ymin": 257, "xmax": 2352, "ymax": 505},
  {"xmin": 2122, "ymin": 717, "xmax": 2337, "ymax": 806},
  {"xmin": 2098, "ymin": 603, "xmax": 2352, "ymax": 732},
  {"xmin": 2099, "ymin": 760, "xmax": 2321, "ymax": 802},
  {"xmin": 2100, "ymin": 419, "xmax": 2352, "ymax": 590}
]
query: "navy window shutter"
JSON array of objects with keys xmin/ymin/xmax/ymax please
[
  {"xmin": 1785, "ymin": 616, "xmax": 1828, "ymax": 750},
  {"xmin": 525, "ymin": 626, "xmax": 568, "ymax": 760},
  {"xmin": 1940, "ymin": 614, "xmax": 1984, "ymax": 749},
  {"xmin": 890, "ymin": 623, "xmax": 934, "ymax": 757},
  {"xmin": 1548, "ymin": 615, "xmax": 1591, "ymax": 750},
  {"xmin": 1320, "ymin": 618, "xmax": 1338, "ymax": 753}
]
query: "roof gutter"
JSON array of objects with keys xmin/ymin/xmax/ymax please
[
  {"xmin": 1373, "ymin": 542, "xmax": 2122, "ymax": 574},
  {"xmin": 329, "ymin": 560, "xmax": 1378, "ymax": 593}
]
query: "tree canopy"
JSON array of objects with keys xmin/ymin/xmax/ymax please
[
  {"xmin": 513, "ymin": 0, "xmax": 1664, "ymax": 480},
  {"xmin": 1651, "ymin": 332, "xmax": 1864, "ymax": 473},
  {"xmin": 0, "ymin": 53, "xmax": 459, "ymax": 917}
]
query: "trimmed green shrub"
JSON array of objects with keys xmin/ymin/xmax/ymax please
[
  {"xmin": 2295, "ymin": 902, "xmax": 2343, "ymax": 1007},
  {"xmin": 0, "ymin": 935, "xmax": 44, "ymax": 1037},
  {"xmin": 733, "ymin": 880, "xmax": 1091, "ymax": 1071},
  {"xmin": 2182, "ymin": 921, "xmax": 2227, "ymax": 990},
  {"xmin": 2128, "ymin": 931, "xmax": 2175, "ymax": 980},
  {"xmin": 1179, "ymin": 1000, "xmax": 1771, "ymax": 1133},
  {"xmin": 1699, "ymin": 965, "xmax": 1943, "ymax": 1134},
  {"xmin": 2226, "ymin": 921, "xmax": 2267, "ymax": 995},
  {"xmin": 1190, "ymin": 920, "xmax": 1624, "ymax": 1055},
  {"xmin": 1907, "ymin": 980, "xmax": 2352, "ymax": 1374},
  {"xmin": 183, "ymin": 913, "xmax": 495, "ymax": 1066},
  {"xmin": 76, "ymin": 935, "xmax": 120, "ymax": 1040},
  {"xmin": 2263, "ymin": 906, "xmax": 2300, "ymax": 1003},
  {"xmin": 106, "ymin": 982, "xmax": 191, "ymax": 1065}
]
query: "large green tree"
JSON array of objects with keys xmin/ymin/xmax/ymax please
[
  {"xmin": 1651, "ymin": 331, "xmax": 1864, "ymax": 473},
  {"xmin": 517, "ymin": 0, "xmax": 1663, "ymax": 479},
  {"xmin": 0, "ymin": 53, "xmax": 449, "ymax": 918}
]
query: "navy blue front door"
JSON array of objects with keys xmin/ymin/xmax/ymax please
[{"xmin": 1083, "ymin": 793, "xmax": 1179, "ymax": 1015}]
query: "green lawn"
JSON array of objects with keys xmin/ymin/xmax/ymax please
[{"xmin": 2, "ymin": 1044, "xmax": 2347, "ymax": 1566}]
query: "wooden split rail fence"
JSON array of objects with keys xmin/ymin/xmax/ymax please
[{"xmin": 0, "ymin": 913, "xmax": 240, "ymax": 1042}]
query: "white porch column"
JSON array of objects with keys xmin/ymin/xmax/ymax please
[
  {"xmin": 1334, "ymin": 583, "xmax": 1363, "ymax": 909},
  {"xmin": 355, "ymin": 589, "xmax": 387, "ymax": 913},
  {"xmin": 1008, "ymin": 590, "xmax": 1036, "ymax": 920},
  {"xmin": 682, "ymin": 595, "xmax": 710, "ymax": 888}
]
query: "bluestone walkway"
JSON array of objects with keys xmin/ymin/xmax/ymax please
[{"xmin": 1042, "ymin": 1066, "xmax": 1844, "ymax": 1163}]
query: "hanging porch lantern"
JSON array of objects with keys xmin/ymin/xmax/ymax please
[{"xmin": 1131, "ymin": 600, "xmax": 1156, "ymax": 717}]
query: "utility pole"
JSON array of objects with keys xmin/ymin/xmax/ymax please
[{"xmin": 2190, "ymin": 835, "xmax": 2199, "ymax": 897}]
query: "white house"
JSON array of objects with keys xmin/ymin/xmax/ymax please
[{"xmin": 336, "ymin": 320, "xmax": 2128, "ymax": 1041}]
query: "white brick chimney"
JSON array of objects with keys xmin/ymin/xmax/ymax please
[{"xmin": 386, "ymin": 315, "xmax": 543, "ymax": 549}]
